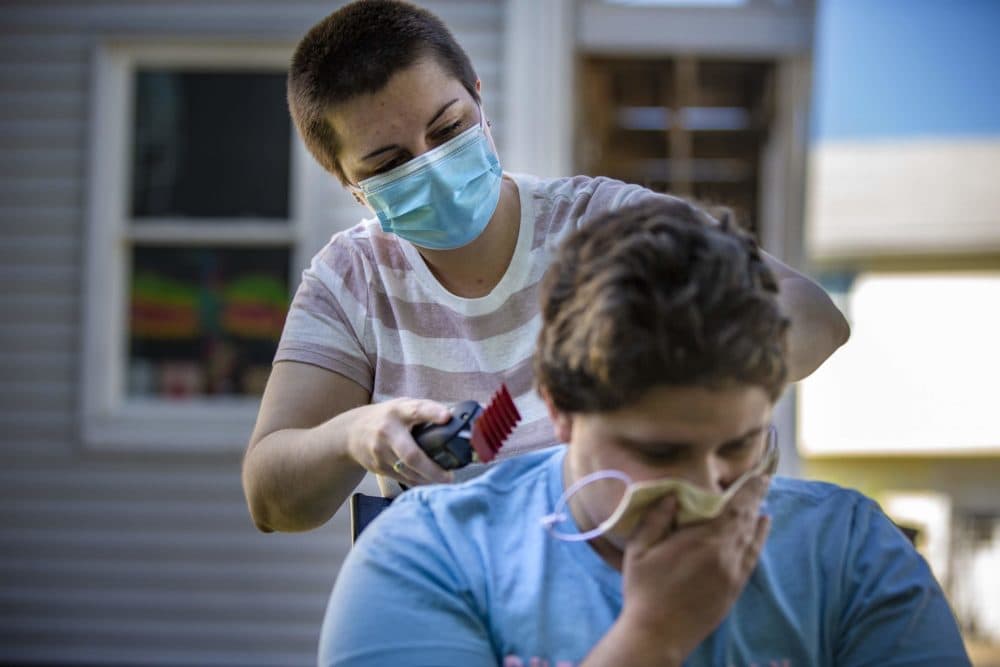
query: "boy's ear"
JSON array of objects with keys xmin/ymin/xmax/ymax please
[{"xmin": 539, "ymin": 386, "xmax": 573, "ymax": 444}]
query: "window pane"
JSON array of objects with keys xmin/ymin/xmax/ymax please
[
  {"xmin": 579, "ymin": 57, "xmax": 772, "ymax": 233},
  {"xmin": 131, "ymin": 70, "xmax": 291, "ymax": 219},
  {"xmin": 128, "ymin": 246, "xmax": 290, "ymax": 398}
]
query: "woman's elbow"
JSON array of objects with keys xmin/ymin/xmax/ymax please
[{"xmin": 832, "ymin": 307, "xmax": 851, "ymax": 349}]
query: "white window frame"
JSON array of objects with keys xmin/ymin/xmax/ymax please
[{"xmin": 81, "ymin": 42, "xmax": 344, "ymax": 451}]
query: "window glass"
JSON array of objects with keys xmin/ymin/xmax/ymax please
[
  {"xmin": 131, "ymin": 70, "xmax": 291, "ymax": 219},
  {"xmin": 128, "ymin": 246, "xmax": 290, "ymax": 399},
  {"xmin": 578, "ymin": 57, "xmax": 772, "ymax": 232}
]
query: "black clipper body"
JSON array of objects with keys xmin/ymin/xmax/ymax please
[{"xmin": 411, "ymin": 400, "xmax": 483, "ymax": 470}]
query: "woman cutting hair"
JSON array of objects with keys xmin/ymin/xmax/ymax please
[{"xmin": 241, "ymin": 0, "xmax": 850, "ymax": 533}]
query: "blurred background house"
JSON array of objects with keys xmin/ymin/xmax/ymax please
[
  {"xmin": 0, "ymin": 0, "xmax": 996, "ymax": 664},
  {"xmin": 799, "ymin": 0, "xmax": 1000, "ymax": 659}
]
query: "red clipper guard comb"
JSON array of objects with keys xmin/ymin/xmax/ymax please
[{"xmin": 411, "ymin": 384, "xmax": 521, "ymax": 470}]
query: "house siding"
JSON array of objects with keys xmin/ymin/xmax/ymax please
[{"xmin": 0, "ymin": 1, "xmax": 505, "ymax": 664}]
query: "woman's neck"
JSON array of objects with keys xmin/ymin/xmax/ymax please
[{"xmin": 417, "ymin": 175, "xmax": 521, "ymax": 298}]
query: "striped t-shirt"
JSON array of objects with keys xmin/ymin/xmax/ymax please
[{"xmin": 274, "ymin": 173, "xmax": 679, "ymax": 458}]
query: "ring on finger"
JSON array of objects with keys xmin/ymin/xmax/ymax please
[{"xmin": 392, "ymin": 459, "xmax": 407, "ymax": 474}]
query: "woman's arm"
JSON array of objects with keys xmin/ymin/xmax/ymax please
[
  {"xmin": 626, "ymin": 187, "xmax": 849, "ymax": 381},
  {"xmin": 761, "ymin": 253, "xmax": 850, "ymax": 382},
  {"xmin": 241, "ymin": 361, "xmax": 451, "ymax": 532}
]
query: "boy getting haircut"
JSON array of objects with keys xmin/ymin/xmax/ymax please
[{"xmin": 317, "ymin": 197, "xmax": 968, "ymax": 666}]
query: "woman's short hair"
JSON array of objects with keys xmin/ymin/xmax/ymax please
[{"xmin": 287, "ymin": 0, "xmax": 480, "ymax": 184}]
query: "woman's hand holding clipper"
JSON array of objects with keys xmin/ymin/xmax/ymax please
[{"xmin": 344, "ymin": 398, "xmax": 455, "ymax": 487}]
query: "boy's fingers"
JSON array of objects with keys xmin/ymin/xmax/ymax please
[
  {"xmin": 740, "ymin": 514, "xmax": 771, "ymax": 574},
  {"xmin": 724, "ymin": 475, "xmax": 771, "ymax": 526},
  {"xmin": 628, "ymin": 495, "xmax": 678, "ymax": 553}
]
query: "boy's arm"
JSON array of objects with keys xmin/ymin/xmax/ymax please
[{"xmin": 761, "ymin": 253, "xmax": 850, "ymax": 382}]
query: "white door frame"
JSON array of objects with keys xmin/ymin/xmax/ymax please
[{"xmin": 503, "ymin": 0, "xmax": 815, "ymax": 474}]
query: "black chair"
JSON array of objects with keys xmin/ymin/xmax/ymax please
[
  {"xmin": 895, "ymin": 522, "xmax": 920, "ymax": 546},
  {"xmin": 349, "ymin": 493, "xmax": 393, "ymax": 543}
]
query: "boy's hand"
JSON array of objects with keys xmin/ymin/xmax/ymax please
[{"xmin": 619, "ymin": 474, "xmax": 772, "ymax": 661}]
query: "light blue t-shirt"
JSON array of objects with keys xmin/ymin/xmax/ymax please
[{"xmin": 319, "ymin": 446, "xmax": 969, "ymax": 666}]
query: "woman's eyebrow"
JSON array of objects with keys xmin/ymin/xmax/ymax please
[
  {"xmin": 425, "ymin": 98, "xmax": 460, "ymax": 128},
  {"xmin": 359, "ymin": 98, "xmax": 461, "ymax": 163},
  {"xmin": 360, "ymin": 144, "xmax": 400, "ymax": 163}
]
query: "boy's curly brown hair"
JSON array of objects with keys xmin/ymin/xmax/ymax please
[{"xmin": 534, "ymin": 198, "xmax": 790, "ymax": 413}]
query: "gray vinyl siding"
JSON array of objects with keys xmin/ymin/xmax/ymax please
[{"xmin": 0, "ymin": 1, "xmax": 505, "ymax": 664}]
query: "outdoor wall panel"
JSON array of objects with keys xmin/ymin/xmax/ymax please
[
  {"xmin": 0, "ymin": 1, "xmax": 506, "ymax": 665},
  {"xmin": 808, "ymin": 138, "xmax": 1000, "ymax": 259},
  {"xmin": 806, "ymin": 0, "xmax": 1000, "ymax": 261}
]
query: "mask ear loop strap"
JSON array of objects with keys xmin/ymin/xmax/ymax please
[{"xmin": 540, "ymin": 470, "xmax": 632, "ymax": 542}]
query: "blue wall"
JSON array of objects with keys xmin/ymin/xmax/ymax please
[{"xmin": 812, "ymin": 0, "xmax": 1000, "ymax": 141}]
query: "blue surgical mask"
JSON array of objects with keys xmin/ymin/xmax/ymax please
[{"xmin": 353, "ymin": 113, "xmax": 503, "ymax": 250}]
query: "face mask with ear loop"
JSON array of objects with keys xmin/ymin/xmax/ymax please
[
  {"xmin": 541, "ymin": 425, "xmax": 779, "ymax": 542},
  {"xmin": 349, "ymin": 106, "xmax": 503, "ymax": 251}
]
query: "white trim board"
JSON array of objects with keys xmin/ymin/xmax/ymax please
[
  {"xmin": 502, "ymin": 0, "xmax": 575, "ymax": 177},
  {"xmin": 79, "ymin": 41, "xmax": 343, "ymax": 451},
  {"xmin": 806, "ymin": 137, "xmax": 1000, "ymax": 261},
  {"xmin": 577, "ymin": 0, "xmax": 813, "ymax": 56}
]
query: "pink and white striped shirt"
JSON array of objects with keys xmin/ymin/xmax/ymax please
[{"xmin": 275, "ymin": 173, "xmax": 678, "ymax": 458}]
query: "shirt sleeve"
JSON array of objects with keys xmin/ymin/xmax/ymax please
[
  {"xmin": 835, "ymin": 496, "xmax": 971, "ymax": 667},
  {"xmin": 579, "ymin": 177, "xmax": 701, "ymax": 228},
  {"xmin": 317, "ymin": 495, "xmax": 497, "ymax": 667},
  {"xmin": 273, "ymin": 239, "xmax": 374, "ymax": 391}
]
